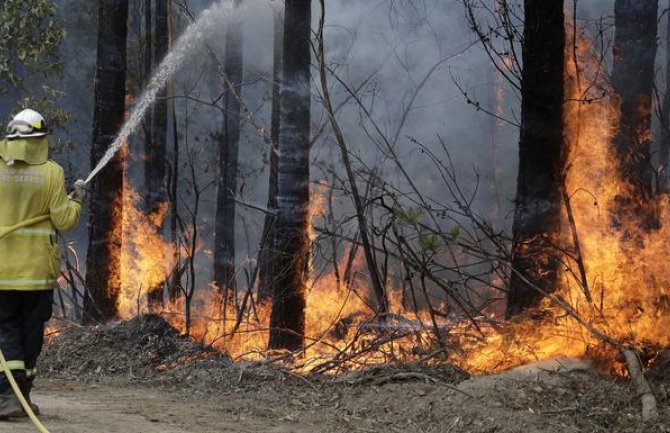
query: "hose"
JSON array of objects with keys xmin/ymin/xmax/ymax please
[
  {"xmin": 0, "ymin": 215, "xmax": 53, "ymax": 432},
  {"xmin": 0, "ymin": 215, "xmax": 50, "ymax": 241},
  {"xmin": 0, "ymin": 347, "xmax": 50, "ymax": 433}
]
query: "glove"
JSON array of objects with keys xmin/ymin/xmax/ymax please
[{"xmin": 70, "ymin": 179, "xmax": 88, "ymax": 204}]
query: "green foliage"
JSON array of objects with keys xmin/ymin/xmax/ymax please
[
  {"xmin": 392, "ymin": 203, "xmax": 464, "ymax": 253},
  {"xmin": 447, "ymin": 225, "xmax": 460, "ymax": 243},
  {"xmin": 0, "ymin": 0, "xmax": 65, "ymax": 90},
  {"xmin": 418, "ymin": 233, "xmax": 441, "ymax": 253},
  {"xmin": 16, "ymin": 86, "xmax": 69, "ymax": 127},
  {"xmin": 393, "ymin": 204, "xmax": 423, "ymax": 224}
]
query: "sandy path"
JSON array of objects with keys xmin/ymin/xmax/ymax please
[
  {"xmin": 3, "ymin": 359, "xmax": 661, "ymax": 433},
  {"xmin": 5, "ymin": 380, "xmax": 312, "ymax": 433}
]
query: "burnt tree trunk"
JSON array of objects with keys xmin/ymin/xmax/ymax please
[
  {"xmin": 258, "ymin": 6, "xmax": 283, "ymax": 302},
  {"xmin": 142, "ymin": 0, "xmax": 153, "ymax": 159},
  {"xmin": 611, "ymin": 0, "xmax": 659, "ymax": 230},
  {"xmin": 146, "ymin": 0, "xmax": 169, "ymax": 310},
  {"xmin": 268, "ymin": 0, "xmax": 312, "ymax": 351},
  {"xmin": 660, "ymin": 0, "xmax": 670, "ymax": 193},
  {"xmin": 167, "ymin": 0, "xmax": 181, "ymax": 303},
  {"xmin": 213, "ymin": 0, "xmax": 244, "ymax": 314},
  {"xmin": 506, "ymin": 0, "xmax": 565, "ymax": 318},
  {"xmin": 85, "ymin": 0, "xmax": 129, "ymax": 323}
]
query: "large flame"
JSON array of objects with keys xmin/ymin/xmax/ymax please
[
  {"xmin": 105, "ymin": 19, "xmax": 669, "ymax": 375},
  {"xmin": 116, "ymin": 180, "xmax": 174, "ymax": 318},
  {"xmin": 457, "ymin": 21, "xmax": 670, "ymax": 374}
]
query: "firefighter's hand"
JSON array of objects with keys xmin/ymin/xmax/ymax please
[{"xmin": 70, "ymin": 179, "xmax": 87, "ymax": 204}]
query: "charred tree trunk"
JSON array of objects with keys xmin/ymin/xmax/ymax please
[
  {"xmin": 142, "ymin": 0, "xmax": 153, "ymax": 156},
  {"xmin": 611, "ymin": 0, "xmax": 659, "ymax": 231},
  {"xmin": 258, "ymin": 6, "xmax": 283, "ymax": 302},
  {"xmin": 660, "ymin": 0, "xmax": 670, "ymax": 193},
  {"xmin": 146, "ymin": 0, "xmax": 169, "ymax": 310},
  {"xmin": 167, "ymin": 0, "xmax": 181, "ymax": 303},
  {"xmin": 213, "ymin": 0, "xmax": 244, "ymax": 314},
  {"xmin": 268, "ymin": 0, "xmax": 312, "ymax": 351},
  {"xmin": 506, "ymin": 0, "xmax": 565, "ymax": 318},
  {"xmin": 85, "ymin": 0, "xmax": 129, "ymax": 323}
]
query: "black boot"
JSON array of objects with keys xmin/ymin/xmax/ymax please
[
  {"xmin": 0, "ymin": 389, "xmax": 22, "ymax": 420},
  {"xmin": 18, "ymin": 384, "xmax": 39, "ymax": 416}
]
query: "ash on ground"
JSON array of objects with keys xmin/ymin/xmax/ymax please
[
  {"xmin": 39, "ymin": 316, "xmax": 670, "ymax": 432},
  {"xmin": 42, "ymin": 315, "xmax": 224, "ymax": 380}
]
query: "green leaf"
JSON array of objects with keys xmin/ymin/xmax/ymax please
[{"xmin": 418, "ymin": 234, "xmax": 442, "ymax": 253}]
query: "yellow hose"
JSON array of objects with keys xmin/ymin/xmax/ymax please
[
  {"xmin": 0, "ymin": 215, "xmax": 50, "ymax": 241},
  {"xmin": 0, "ymin": 215, "xmax": 52, "ymax": 432},
  {"xmin": 0, "ymin": 347, "xmax": 50, "ymax": 433}
]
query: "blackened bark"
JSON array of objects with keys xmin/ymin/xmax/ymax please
[
  {"xmin": 144, "ymin": 0, "xmax": 152, "ymax": 85},
  {"xmin": 258, "ymin": 7, "xmax": 283, "ymax": 302},
  {"xmin": 611, "ymin": 0, "xmax": 658, "ymax": 231},
  {"xmin": 213, "ymin": 0, "xmax": 244, "ymax": 311},
  {"xmin": 142, "ymin": 0, "xmax": 153, "ymax": 193},
  {"xmin": 146, "ymin": 0, "xmax": 169, "ymax": 310},
  {"xmin": 660, "ymin": 0, "xmax": 670, "ymax": 193},
  {"xmin": 167, "ymin": 0, "xmax": 181, "ymax": 303},
  {"xmin": 85, "ymin": 0, "xmax": 129, "ymax": 323},
  {"xmin": 268, "ymin": 0, "xmax": 311, "ymax": 351},
  {"xmin": 506, "ymin": 0, "xmax": 565, "ymax": 318},
  {"xmin": 142, "ymin": 0, "xmax": 154, "ymax": 204}
]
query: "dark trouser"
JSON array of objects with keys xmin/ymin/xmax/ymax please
[{"xmin": 0, "ymin": 291, "xmax": 53, "ymax": 394}]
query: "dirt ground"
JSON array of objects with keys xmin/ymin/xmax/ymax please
[
  {"xmin": 6, "ymin": 379, "xmax": 317, "ymax": 433},
  {"xmin": 2, "ymin": 358, "xmax": 664, "ymax": 433},
  {"xmin": 7, "ymin": 316, "xmax": 667, "ymax": 433}
]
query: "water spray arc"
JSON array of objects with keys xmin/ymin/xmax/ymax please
[
  {"xmin": 85, "ymin": 0, "xmax": 231, "ymax": 184},
  {"xmin": 0, "ymin": 3, "xmax": 234, "ymax": 432}
]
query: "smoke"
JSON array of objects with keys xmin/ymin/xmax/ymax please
[{"xmin": 41, "ymin": 0, "xmax": 665, "ymax": 295}]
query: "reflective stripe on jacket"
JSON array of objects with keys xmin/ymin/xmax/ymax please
[{"xmin": 0, "ymin": 154, "xmax": 81, "ymax": 291}]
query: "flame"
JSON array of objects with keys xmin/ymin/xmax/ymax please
[
  {"xmin": 101, "ymin": 18, "xmax": 669, "ymax": 376},
  {"xmin": 564, "ymin": 35, "xmax": 670, "ymax": 348},
  {"xmin": 457, "ymin": 20, "xmax": 670, "ymax": 374},
  {"xmin": 107, "ymin": 173, "xmax": 442, "ymax": 372},
  {"xmin": 114, "ymin": 177, "xmax": 175, "ymax": 318}
]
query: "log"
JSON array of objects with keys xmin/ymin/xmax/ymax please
[
  {"xmin": 510, "ymin": 269, "xmax": 659, "ymax": 422},
  {"xmin": 621, "ymin": 349, "xmax": 658, "ymax": 422}
]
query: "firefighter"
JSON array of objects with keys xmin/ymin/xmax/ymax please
[{"xmin": 0, "ymin": 109, "xmax": 86, "ymax": 419}]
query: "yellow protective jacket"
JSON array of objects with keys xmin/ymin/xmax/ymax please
[{"xmin": 0, "ymin": 137, "xmax": 82, "ymax": 291}]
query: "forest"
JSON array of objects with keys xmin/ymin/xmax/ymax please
[{"xmin": 2, "ymin": 0, "xmax": 670, "ymax": 432}]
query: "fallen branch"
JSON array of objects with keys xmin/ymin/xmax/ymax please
[
  {"xmin": 621, "ymin": 349, "xmax": 658, "ymax": 422},
  {"xmin": 561, "ymin": 178, "xmax": 592, "ymax": 303},
  {"xmin": 510, "ymin": 268, "xmax": 659, "ymax": 422}
]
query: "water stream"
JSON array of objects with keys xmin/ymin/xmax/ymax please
[{"xmin": 86, "ymin": 0, "xmax": 231, "ymax": 184}]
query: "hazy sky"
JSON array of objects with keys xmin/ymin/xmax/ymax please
[{"xmin": 44, "ymin": 0, "xmax": 664, "ymax": 283}]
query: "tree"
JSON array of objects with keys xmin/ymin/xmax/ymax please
[
  {"xmin": 506, "ymin": 0, "xmax": 565, "ymax": 318},
  {"xmin": 258, "ymin": 5, "xmax": 283, "ymax": 302},
  {"xmin": 268, "ymin": 0, "xmax": 312, "ymax": 350},
  {"xmin": 0, "ymin": 0, "xmax": 66, "ymax": 123},
  {"xmin": 146, "ymin": 0, "xmax": 170, "ymax": 310},
  {"xmin": 85, "ymin": 0, "xmax": 129, "ymax": 322},
  {"xmin": 213, "ymin": 0, "xmax": 244, "ymax": 316},
  {"xmin": 167, "ymin": 0, "xmax": 181, "ymax": 303},
  {"xmin": 0, "ymin": 0, "xmax": 64, "ymax": 94},
  {"xmin": 611, "ymin": 0, "xmax": 658, "ymax": 231},
  {"xmin": 659, "ymin": 0, "xmax": 670, "ymax": 193}
]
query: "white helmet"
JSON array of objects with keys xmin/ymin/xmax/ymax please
[{"xmin": 6, "ymin": 109, "xmax": 49, "ymax": 139}]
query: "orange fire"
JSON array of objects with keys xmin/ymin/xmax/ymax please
[
  {"xmin": 106, "ymin": 19, "xmax": 669, "ymax": 376},
  {"xmin": 116, "ymin": 179, "xmax": 174, "ymax": 318},
  {"xmin": 456, "ymin": 21, "xmax": 670, "ymax": 374}
]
